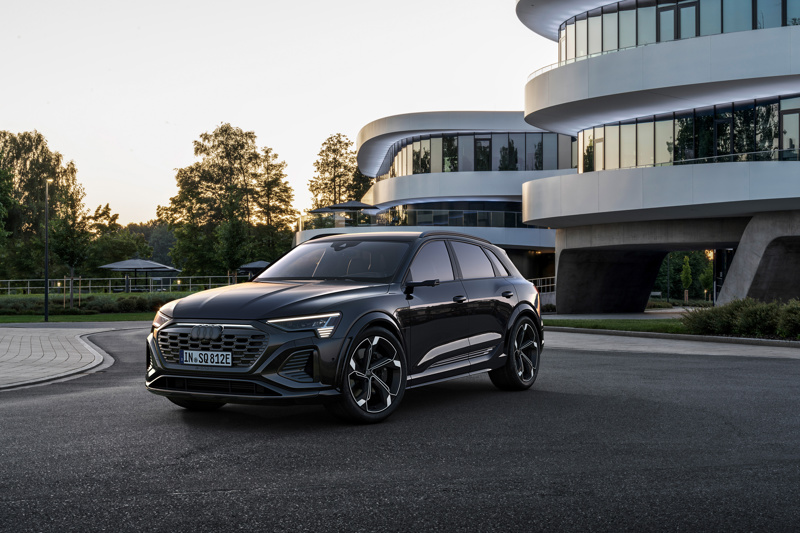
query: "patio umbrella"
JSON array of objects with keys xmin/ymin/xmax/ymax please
[
  {"xmin": 327, "ymin": 200, "xmax": 379, "ymax": 210},
  {"xmin": 99, "ymin": 259, "xmax": 180, "ymax": 292},
  {"xmin": 309, "ymin": 207, "xmax": 334, "ymax": 214}
]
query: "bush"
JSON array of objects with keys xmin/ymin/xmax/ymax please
[
  {"xmin": 646, "ymin": 300, "xmax": 673, "ymax": 309},
  {"xmin": 735, "ymin": 300, "xmax": 779, "ymax": 338},
  {"xmin": 777, "ymin": 299, "xmax": 800, "ymax": 340},
  {"xmin": 542, "ymin": 303, "xmax": 557, "ymax": 313}
]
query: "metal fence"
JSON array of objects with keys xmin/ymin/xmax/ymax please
[
  {"xmin": 530, "ymin": 276, "xmax": 555, "ymax": 294},
  {"xmin": 0, "ymin": 276, "xmax": 239, "ymax": 295}
]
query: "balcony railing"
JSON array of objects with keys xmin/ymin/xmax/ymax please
[
  {"xmin": 0, "ymin": 276, "xmax": 238, "ymax": 295},
  {"xmin": 299, "ymin": 209, "xmax": 538, "ymax": 232}
]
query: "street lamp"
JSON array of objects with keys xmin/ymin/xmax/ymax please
[{"xmin": 44, "ymin": 178, "xmax": 54, "ymax": 322}]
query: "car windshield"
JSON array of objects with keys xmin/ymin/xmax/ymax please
[{"xmin": 255, "ymin": 240, "xmax": 410, "ymax": 283}]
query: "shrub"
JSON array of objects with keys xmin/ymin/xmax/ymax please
[
  {"xmin": 646, "ymin": 300, "xmax": 674, "ymax": 309},
  {"xmin": 542, "ymin": 303, "xmax": 557, "ymax": 313},
  {"xmin": 777, "ymin": 299, "xmax": 800, "ymax": 340},
  {"xmin": 735, "ymin": 300, "xmax": 779, "ymax": 338}
]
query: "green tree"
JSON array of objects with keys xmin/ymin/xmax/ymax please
[
  {"xmin": 653, "ymin": 251, "xmax": 712, "ymax": 300},
  {"xmin": 681, "ymin": 255, "xmax": 693, "ymax": 292},
  {"xmin": 126, "ymin": 220, "xmax": 176, "ymax": 266},
  {"xmin": 158, "ymin": 124, "xmax": 296, "ymax": 275},
  {"xmin": 346, "ymin": 168, "xmax": 374, "ymax": 203},
  {"xmin": 308, "ymin": 133, "xmax": 356, "ymax": 208},
  {"xmin": 50, "ymin": 183, "xmax": 91, "ymax": 308}
]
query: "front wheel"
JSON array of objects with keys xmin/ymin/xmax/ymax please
[
  {"xmin": 490, "ymin": 316, "xmax": 541, "ymax": 391},
  {"xmin": 326, "ymin": 327, "xmax": 407, "ymax": 423}
]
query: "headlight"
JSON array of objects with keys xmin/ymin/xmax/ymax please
[
  {"xmin": 152, "ymin": 310, "xmax": 171, "ymax": 330},
  {"xmin": 267, "ymin": 313, "xmax": 341, "ymax": 338}
]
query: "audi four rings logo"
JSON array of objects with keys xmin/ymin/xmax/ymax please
[{"xmin": 190, "ymin": 325, "xmax": 224, "ymax": 341}]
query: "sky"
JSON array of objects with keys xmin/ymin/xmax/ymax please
[{"xmin": 3, "ymin": 0, "xmax": 555, "ymax": 224}]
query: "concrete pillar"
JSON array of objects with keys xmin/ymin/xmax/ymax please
[{"xmin": 718, "ymin": 211, "xmax": 800, "ymax": 304}]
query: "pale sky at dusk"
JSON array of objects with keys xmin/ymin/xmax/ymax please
[{"xmin": 3, "ymin": 0, "xmax": 555, "ymax": 224}]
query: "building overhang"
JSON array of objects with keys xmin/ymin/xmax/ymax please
[{"xmin": 515, "ymin": 0, "xmax": 603, "ymax": 41}]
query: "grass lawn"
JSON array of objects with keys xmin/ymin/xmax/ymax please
[
  {"xmin": 0, "ymin": 312, "xmax": 155, "ymax": 323},
  {"xmin": 544, "ymin": 318, "xmax": 688, "ymax": 335}
]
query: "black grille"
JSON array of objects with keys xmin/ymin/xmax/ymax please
[
  {"xmin": 156, "ymin": 376, "xmax": 278, "ymax": 396},
  {"xmin": 278, "ymin": 350, "xmax": 315, "ymax": 383},
  {"xmin": 156, "ymin": 325, "xmax": 268, "ymax": 368}
]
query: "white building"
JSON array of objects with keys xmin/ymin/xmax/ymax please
[{"xmin": 519, "ymin": 0, "xmax": 800, "ymax": 312}]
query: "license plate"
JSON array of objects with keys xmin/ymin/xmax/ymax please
[{"xmin": 179, "ymin": 349, "xmax": 232, "ymax": 366}]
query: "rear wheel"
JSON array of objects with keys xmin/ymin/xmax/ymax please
[
  {"xmin": 167, "ymin": 397, "xmax": 226, "ymax": 411},
  {"xmin": 326, "ymin": 327, "xmax": 406, "ymax": 423},
  {"xmin": 490, "ymin": 316, "xmax": 540, "ymax": 391}
]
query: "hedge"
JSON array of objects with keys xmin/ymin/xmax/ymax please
[
  {"xmin": 0, "ymin": 292, "xmax": 192, "ymax": 316},
  {"xmin": 681, "ymin": 298, "xmax": 800, "ymax": 340}
]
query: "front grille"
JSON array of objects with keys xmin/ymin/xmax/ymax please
[
  {"xmin": 155, "ymin": 376, "xmax": 278, "ymax": 396},
  {"xmin": 156, "ymin": 325, "xmax": 269, "ymax": 368}
]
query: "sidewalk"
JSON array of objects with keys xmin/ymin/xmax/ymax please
[{"xmin": 0, "ymin": 321, "xmax": 151, "ymax": 390}]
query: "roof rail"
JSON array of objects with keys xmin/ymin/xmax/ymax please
[{"xmin": 419, "ymin": 231, "xmax": 492, "ymax": 244}]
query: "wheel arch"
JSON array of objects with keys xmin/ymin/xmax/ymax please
[
  {"xmin": 506, "ymin": 302, "xmax": 543, "ymax": 351},
  {"xmin": 334, "ymin": 311, "xmax": 405, "ymax": 387}
]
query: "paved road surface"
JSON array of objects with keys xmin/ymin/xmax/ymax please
[{"xmin": 1, "ymin": 326, "xmax": 799, "ymax": 532}]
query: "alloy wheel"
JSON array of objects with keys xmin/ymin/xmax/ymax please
[{"xmin": 347, "ymin": 335, "xmax": 403, "ymax": 414}]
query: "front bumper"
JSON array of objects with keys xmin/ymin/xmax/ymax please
[{"xmin": 145, "ymin": 319, "xmax": 345, "ymax": 406}]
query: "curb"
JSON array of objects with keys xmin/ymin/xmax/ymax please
[{"xmin": 546, "ymin": 326, "xmax": 800, "ymax": 349}]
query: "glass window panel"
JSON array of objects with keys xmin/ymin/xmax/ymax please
[
  {"xmin": 572, "ymin": 138, "xmax": 578, "ymax": 169},
  {"xmin": 475, "ymin": 136, "xmax": 491, "ymax": 171},
  {"xmin": 486, "ymin": 250, "xmax": 510, "ymax": 277},
  {"xmin": 576, "ymin": 16, "xmax": 588, "ymax": 58},
  {"xmin": 526, "ymin": 133, "xmax": 543, "ymax": 170},
  {"xmin": 412, "ymin": 139, "xmax": 421, "ymax": 174},
  {"xmin": 715, "ymin": 104, "xmax": 732, "ymax": 158},
  {"xmin": 543, "ymin": 133, "xmax": 558, "ymax": 170},
  {"xmin": 508, "ymin": 134, "xmax": 525, "ymax": 171},
  {"xmin": 637, "ymin": 119, "xmax": 655, "ymax": 167},
  {"xmin": 594, "ymin": 126, "xmax": 605, "ymax": 171},
  {"xmin": 695, "ymin": 107, "xmax": 715, "ymax": 160},
  {"xmin": 431, "ymin": 136, "xmax": 443, "ymax": 173},
  {"xmin": 655, "ymin": 115, "xmax": 674, "ymax": 165},
  {"xmin": 674, "ymin": 111, "xmax": 695, "ymax": 161},
  {"xmin": 452, "ymin": 242, "xmax": 495, "ymax": 279},
  {"xmin": 723, "ymin": 0, "xmax": 752, "ymax": 32},
  {"xmin": 589, "ymin": 9, "xmax": 603, "ymax": 55},
  {"xmin": 680, "ymin": 2, "xmax": 698, "ymax": 38},
  {"xmin": 558, "ymin": 135, "xmax": 573, "ymax": 169},
  {"xmin": 659, "ymin": 5, "xmax": 676, "ymax": 41},
  {"xmin": 492, "ymin": 133, "xmax": 508, "ymax": 171},
  {"xmin": 621, "ymin": 121, "xmax": 637, "ymax": 168},
  {"xmin": 405, "ymin": 144, "xmax": 413, "ymax": 176},
  {"xmin": 638, "ymin": 1, "xmax": 657, "ymax": 45},
  {"xmin": 755, "ymin": 98, "xmax": 779, "ymax": 159},
  {"xmin": 756, "ymin": 0, "xmax": 781, "ymax": 28},
  {"xmin": 566, "ymin": 19, "xmax": 576, "ymax": 60},
  {"xmin": 782, "ymin": 96, "xmax": 800, "ymax": 110},
  {"xmin": 443, "ymin": 135, "xmax": 458, "ymax": 172},
  {"xmin": 605, "ymin": 124, "xmax": 620, "ymax": 169},
  {"xmin": 603, "ymin": 6, "xmax": 619, "ymax": 51},
  {"xmin": 560, "ymin": 26, "xmax": 567, "ymax": 63},
  {"xmin": 781, "ymin": 113, "xmax": 800, "ymax": 159},
  {"xmin": 420, "ymin": 138, "xmax": 431, "ymax": 173},
  {"xmin": 583, "ymin": 129, "xmax": 595, "ymax": 172},
  {"xmin": 458, "ymin": 135, "xmax": 474, "ymax": 171},
  {"xmin": 408, "ymin": 241, "xmax": 454, "ymax": 282},
  {"xmin": 789, "ymin": 0, "xmax": 800, "ymax": 25},
  {"xmin": 733, "ymin": 101, "xmax": 755, "ymax": 159},
  {"xmin": 619, "ymin": 1, "xmax": 638, "ymax": 48},
  {"xmin": 577, "ymin": 130, "xmax": 584, "ymax": 172},
  {"xmin": 699, "ymin": 0, "xmax": 721, "ymax": 35}
]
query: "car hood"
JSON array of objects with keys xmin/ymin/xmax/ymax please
[{"xmin": 170, "ymin": 280, "xmax": 389, "ymax": 320}]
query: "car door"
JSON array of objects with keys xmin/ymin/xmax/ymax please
[
  {"xmin": 395, "ymin": 239, "xmax": 471, "ymax": 375},
  {"xmin": 449, "ymin": 241, "xmax": 517, "ymax": 365}
]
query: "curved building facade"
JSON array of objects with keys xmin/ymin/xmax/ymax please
[
  {"xmin": 519, "ymin": 0, "xmax": 800, "ymax": 311},
  {"xmin": 297, "ymin": 112, "xmax": 578, "ymax": 279}
]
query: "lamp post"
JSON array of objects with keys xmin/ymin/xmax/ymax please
[{"xmin": 44, "ymin": 178, "xmax": 54, "ymax": 322}]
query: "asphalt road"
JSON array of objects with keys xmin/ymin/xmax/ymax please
[{"xmin": 1, "ymin": 327, "xmax": 799, "ymax": 532}]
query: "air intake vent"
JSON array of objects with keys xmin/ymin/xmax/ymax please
[{"xmin": 278, "ymin": 350, "xmax": 316, "ymax": 383}]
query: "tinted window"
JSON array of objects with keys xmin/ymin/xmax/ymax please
[
  {"xmin": 486, "ymin": 249, "xmax": 510, "ymax": 277},
  {"xmin": 257, "ymin": 240, "xmax": 409, "ymax": 282},
  {"xmin": 452, "ymin": 242, "xmax": 495, "ymax": 279},
  {"xmin": 407, "ymin": 241, "xmax": 454, "ymax": 283}
]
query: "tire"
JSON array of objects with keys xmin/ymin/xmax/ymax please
[
  {"xmin": 167, "ymin": 397, "xmax": 226, "ymax": 411},
  {"xmin": 326, "ymin": 327, "xmax": 407, "ymax": 423},
  {"xmin": 489, "ymin": 316, "xmax": 541, "ymax": 391}
]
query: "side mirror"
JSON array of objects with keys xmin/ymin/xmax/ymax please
[{"xmin": 403, "ymin": 279, "xmax": 440, "ymax": 297}]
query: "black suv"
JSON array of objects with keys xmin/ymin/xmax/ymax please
[{"xmin": 146, "ymin": 231, "xmax": 543, "ymax": 422}]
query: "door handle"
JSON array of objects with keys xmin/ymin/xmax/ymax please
[
  {"xmin": 453, "ymin": 295, "xmax": 467, "ymax": 303},
  {"xmin": 502, "ymin": 291, "xmax": 514, "ymax": 299}
]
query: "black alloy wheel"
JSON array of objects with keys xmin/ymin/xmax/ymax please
[
  {"xmin": 489, "ymin": 316, "xmax": 540, "ymax": 391},
  {"xmin": 327, "ymin": 327, "xmax": 406, "ymax": 423},
  {"xmin": 167, "ymin": 397, "xmax": 226, "ymax": 411}
]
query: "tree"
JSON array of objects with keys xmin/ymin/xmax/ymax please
[
  {"xmin": 346, "ymin": 168, "xmax": 374, "ymax": 202},
  {"xmin": 49, "ymin": 183, "xmax": 91, "ymax": 308},
  {"xmin": 308, "ymin": 133, "xmax": 356, "ymax": 208},
  {"xmin": 158, "ymin": 124, "xmax": 296, "ymax": 275},
  {"xmin": 126, "ymin": 220, "xmax": 176, "ymax": 266},
  {"xmin": 681, "ymin": 255, "xmax": 693, "ymax": 293}
]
